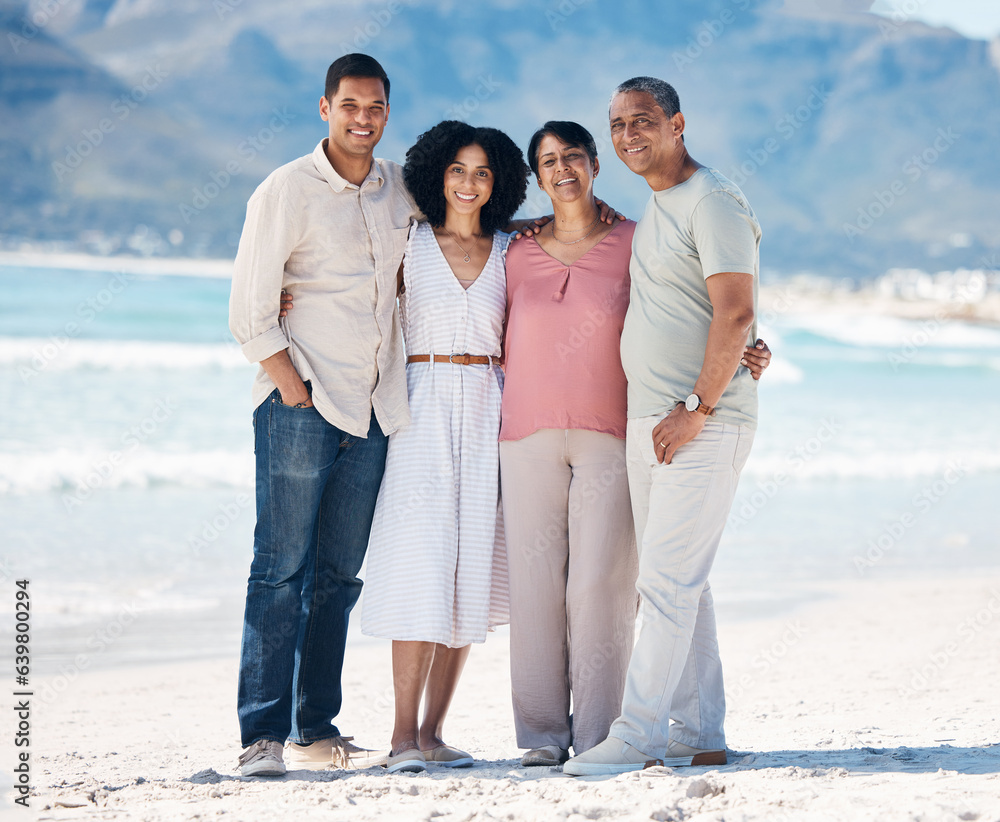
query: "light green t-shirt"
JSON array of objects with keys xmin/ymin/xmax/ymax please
[{"xmin": 620, "ymin": 167, "xmax": 761, "ymax": 428}]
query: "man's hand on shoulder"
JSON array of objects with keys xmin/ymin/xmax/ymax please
[
  {"xmin": 508, "ymin": 215, "xmax": 552, "ymax": 239},
  {"xmin": 652, "ymin": 404, "xmax": 706, "ymax": 465},
  {"xmin": 507, "ymin": 197, "xmax": 626, "ymax": 240},
  {"xmin": 595, "ymin": 197, "xmax": 627, "ymax": 224}
]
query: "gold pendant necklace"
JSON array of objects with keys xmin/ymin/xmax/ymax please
[{"xmin": 445, "ymin": 228, "xmax": 482, "ymax": 263}]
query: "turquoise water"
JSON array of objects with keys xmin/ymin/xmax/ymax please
[{"xmin": 2, "ymin": 261, "xmax": 999, "ymax": 672}]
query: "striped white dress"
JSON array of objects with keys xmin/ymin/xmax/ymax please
[{"xmin": 361, "ymin": 220, "xmax": 510, "ymax": 647}]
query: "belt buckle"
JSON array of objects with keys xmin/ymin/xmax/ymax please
[{"xmin": 449, "ymin": 353, "xmax": 471, "ymax": 365}]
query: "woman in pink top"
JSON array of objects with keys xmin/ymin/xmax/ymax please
[
  {"xmin": 500, "ymin": 121, "xmax": 639, "ymax": 767},
  {"xmin": 501, "ymin": 122, "xmax": 770, "ymax": 767}
]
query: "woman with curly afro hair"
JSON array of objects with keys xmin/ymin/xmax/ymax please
[
  {"xmin": 358, "ymin": 120, "xmax": 529, "ymax": 773},
  {"xmin": 402, "ymin": 120, "xmax": 529, "ymax": 235}
]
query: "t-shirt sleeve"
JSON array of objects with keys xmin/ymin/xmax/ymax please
[{"xmin": 691, "ymin": 190, "xmax": 758, "ymax": 280}]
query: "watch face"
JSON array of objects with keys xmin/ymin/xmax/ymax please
[{"xmin": 685, "ymin": 394, "xmax": 699, "ymax": 412}]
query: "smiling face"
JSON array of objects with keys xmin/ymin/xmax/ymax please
[
  {"xmin": 319, "ymin": 75, "xmax": 389, "ymax": 166},
  {"xmin": 443, "ymin": 143, "xmax": 494, "ymax": 217},
  {"xmin": 534, "ymin": 134, "xmax": 599, "ymax": 205},
  {"xmin": 609, "ymin": 90, "xmax": 684, "ymax": 185}
]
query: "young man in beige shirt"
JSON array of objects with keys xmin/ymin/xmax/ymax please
[{"xmin": 229, "ymin": 53, "xmax": 418, "ymax": 777}]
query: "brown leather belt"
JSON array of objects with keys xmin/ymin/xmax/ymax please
[{"xmin": 407, "ymin": 354, "xmax": 500, "ymax": 366}]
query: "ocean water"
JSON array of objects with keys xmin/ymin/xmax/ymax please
[{"xmin": 2, "ymin": 260, "xmax": 998, "ymax": 674}]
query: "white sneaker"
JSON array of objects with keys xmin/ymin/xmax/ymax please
[
  {"xmin": 663, "ymin": 739, "xmax": 727, "ymax": 766},
  {"xmin": 238, "ymin": 740, "xmax": 286, "ymax": 777},
  {"xmin": 563, "ymin": 736, "xmax": 656, "ymax": 776},
  {"xmin": 286, "ymin": 735, "xmax": 389, "ymax": 770}
]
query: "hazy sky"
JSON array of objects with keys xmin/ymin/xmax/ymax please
[{"xmin": 872, "ymin": 0, "xmax": 1000, "ymax": 40}]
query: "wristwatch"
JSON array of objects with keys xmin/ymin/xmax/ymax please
[{"xmin": 684, "ymin": 393, "xmax": 716, "ymax": 416}]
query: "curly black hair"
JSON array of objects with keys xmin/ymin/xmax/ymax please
[{"xmin": 403, "ymin": 120, "xmax": 529, "ymax": 234}]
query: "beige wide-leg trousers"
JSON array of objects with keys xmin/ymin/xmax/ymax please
[{"xmin": 500, "ymin": 428, "xmax": 638, "ymax": 754}]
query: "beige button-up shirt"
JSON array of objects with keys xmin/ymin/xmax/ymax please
[{"xmin": 229, "ymin": 140, "xmax": 419, "ymax": 437}]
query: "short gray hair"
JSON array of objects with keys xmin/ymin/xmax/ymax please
[{"xmin": 611, "ymin": 76, "xmax": 681, "ymax": 118}]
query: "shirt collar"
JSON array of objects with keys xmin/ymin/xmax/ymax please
[{"xmin": 313, "ymin": 140, "xmax": 385, "ymax": 192}]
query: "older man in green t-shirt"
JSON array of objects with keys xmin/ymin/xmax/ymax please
[{"xmin": 565, "ymin": 76, "xmax": 762, "ymax": 776}]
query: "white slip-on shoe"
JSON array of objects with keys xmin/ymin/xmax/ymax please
[
  {"xmin": 662, "ymin": 739, "xmax": 727, "ymax": 766},
  {"xmin": 563, "ymin": 736, "xmax": 657, "ymax": 777},
  {"xmin": 238, "ymin": 739, "xmax": 286, "ymax": 777}
]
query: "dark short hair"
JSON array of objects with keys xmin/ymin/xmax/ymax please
[
  {"xmin": 403, "ymin": 121, "xmax": 529, "ymax": 234},
  {"xmin": 325, "ymin": 53, "xmax": 390, "ymax": 102},
  {"xmin": 526, "ymin": 121, "xmax": 598, "ymax": 178},
  {"xmin": 611, "ymin": 76, "xmax": 681, "ymax": 118}
]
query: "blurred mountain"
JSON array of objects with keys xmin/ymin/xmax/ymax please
[{"xmin": 1, "ymin": 0, "xmax": 997, "ymax": 275}]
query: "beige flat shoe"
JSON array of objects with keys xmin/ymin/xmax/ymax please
[
  {"xmin": 386, "ymin": 747, "xmax": 426, "ymax": 774},
  {"xmin": 421, "ymin": 744, "xmax": 474, "ymax": 768},
  {"xmin": 520, "ymin": 745, "xmax": 569, "ymax": 767}
]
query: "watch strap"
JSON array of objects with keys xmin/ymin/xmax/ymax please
[{"xmin": 685, "ymin": 393, "xmax": 717, "ymax": 417}]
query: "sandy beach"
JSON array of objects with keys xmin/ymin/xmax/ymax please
[
  {"xmin": 3, "ymin": 2, "xmax": 999, "ymax": 818},
  {"xmin": 12, "ymin": 573, "xmax": 999, "ymax": 821},
  {"xmin": 5, "ymin": 255, "xmax": 1000, "ymax": 820}
]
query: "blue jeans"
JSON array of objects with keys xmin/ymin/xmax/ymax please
[{"xmin": 238, "ymin": 391, "xmax": 387, "ymax": 747}]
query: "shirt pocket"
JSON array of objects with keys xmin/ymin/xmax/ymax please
[{"xmin": 380, "ymin": 225, "xmax": 412, "ymax": 274}]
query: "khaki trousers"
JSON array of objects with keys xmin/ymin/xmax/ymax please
[
  {"xmin": 610, "ymin": 417, "xmax": 754, "ymax": 755},
  {"xmin": 500, "ymin": 428, "xmax": 638, "ymax": 754}
]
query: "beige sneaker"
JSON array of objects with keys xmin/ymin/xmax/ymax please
[
  {"xmin": 286, "ymin": 735, "xmax": 389, "ymax": 770},
  {"xmin": 238, "ymin": 739, "xmax": 286, "ymax": 777},
  {"xmin": 563, "ymin": 736, "xmax": 656, "ymax": 776}
]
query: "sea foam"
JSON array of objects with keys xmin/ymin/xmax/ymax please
[
  {"xmin": 0, "ymin": 337, "xmax": 248, "ymax": 372},
  {"xmin": 742, "ymin": 448, "xmax": 999, "ymax": 481},
  {"xmin": 0, "ymin": 448, "xmax": 254, "ymax": 494},
  {"xmin": 781, "ymin": 313, "xmax": 1000, "ymax": 349}
]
